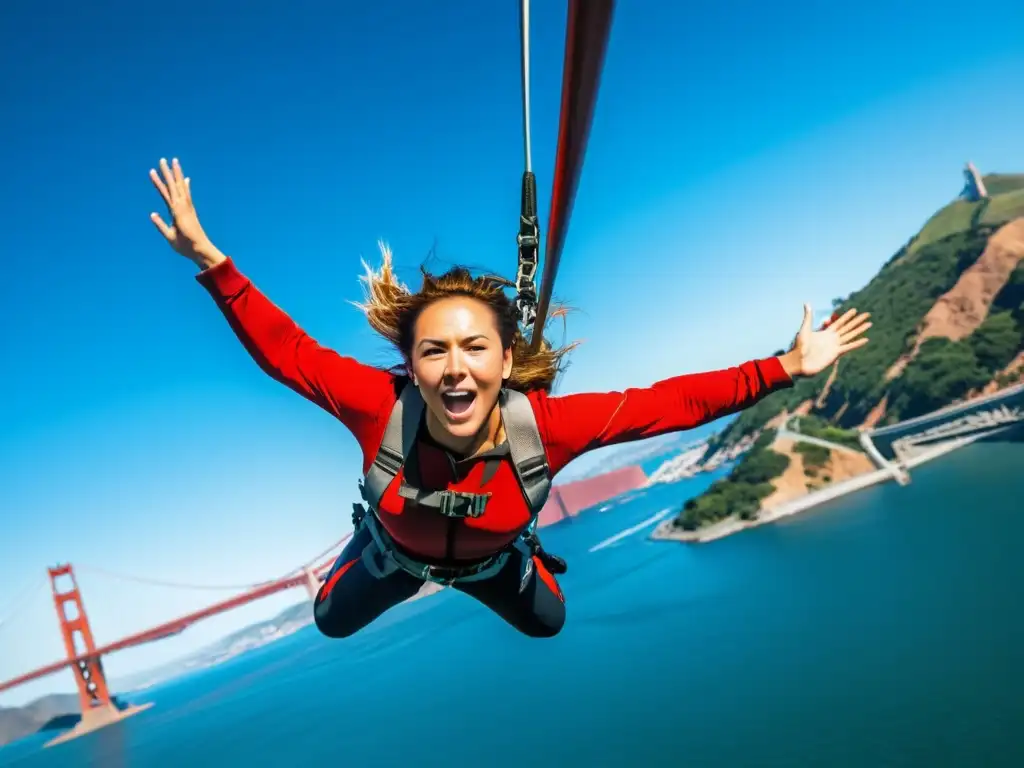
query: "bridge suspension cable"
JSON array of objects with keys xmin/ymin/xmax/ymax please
[
  {"xmin": 73, "ymin": 564, "xmax": 286, "ymax": 592},
  {"xmin": 73, "ymin": 535, "xmax": 352, "ymax": 593},
  {"xmin": 299, "ymin": 532, "xmax": 352, "ymax": 571},
  {"xmin": 0, "ymin": 575, "xmax": 48, "ymax": 634}
]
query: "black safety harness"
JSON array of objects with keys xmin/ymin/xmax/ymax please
[{"xmin": 350, "ymin": 385, "xmax": 565, "ymax": 589}]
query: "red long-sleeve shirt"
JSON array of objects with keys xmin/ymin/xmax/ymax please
[{"xmin": 197, "ymin": 258, "xmax": 793, "ymax": 561}]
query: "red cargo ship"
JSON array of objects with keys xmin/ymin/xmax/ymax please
[{"xmin": 537, "ymin": 465, "xmax": 648, "ymax": 528}]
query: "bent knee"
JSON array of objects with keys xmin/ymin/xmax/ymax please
[
  {"xmin": 523, "ymin": 603, "xmax": 566, "ymax": 639},
  {"xmin": 314, "ymin": 617, "xmax": 361, "ymax": 640},
  {"xmin": 312, "ymin": 598, "xmax": 362, "ymax": 639},
  {"xmin": 526, "ymin": 620, "xmax": 564, "ymax": 639}
]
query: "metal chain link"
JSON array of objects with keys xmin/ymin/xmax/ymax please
[{"xmin": 515, "ymin": 0, "xmax": 539, "ymax": 334}]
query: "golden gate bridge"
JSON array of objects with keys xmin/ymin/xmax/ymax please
[
  {"xmin": 0, "ymin": 534, "xmax": 352, "ymax": 747},
  {"xmin": 0, "ymin": 464, "xmax": 642, "ymax": 748}
]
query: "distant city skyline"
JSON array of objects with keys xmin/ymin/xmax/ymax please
[{"xmin": 2, "ymin": 0, "xmax": 1024, "ymax": 706}]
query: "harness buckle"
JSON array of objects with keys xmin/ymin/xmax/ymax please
[
  {"xmin": 518, "ymin": 455, "xmax": 550, "ymax": 482},
  {"xmin": 420, "ymin": 554, "xmax": 503, "ymax": 586},
  {"xmin": 422, "ymin": 564, "xmax": 458, "ymax": 586},
  {"xmin": 373, "ymin": 445, "xmax": 404, "ymax": 475},
  {"xmin": 520, "ymin": 530, "xmax": 568, "ymax": 575},
  {"xmin": 438, "ymin": 490, "xmax": 491, "ymax": 518}
]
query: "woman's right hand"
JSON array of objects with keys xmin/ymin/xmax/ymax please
[{"xmin": 149, "ymin": 157, "xmax": 225, "ymax": 270}]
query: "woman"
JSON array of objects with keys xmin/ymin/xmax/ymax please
[{"xmin": 148, "ymin": 158, "xmax": 871, "ymax": 639}]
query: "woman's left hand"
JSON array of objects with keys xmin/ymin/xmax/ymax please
[{"xmin": 781, "ymin": 304, "xmax": 871, "ymax": 378}]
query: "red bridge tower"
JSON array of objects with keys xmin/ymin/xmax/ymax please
[
  {"xmin": 44, "ymin": 564, "xmax": 152, "ymax": 748},
  {"xmin": 50, "ymin": 564, "xmax": 112, "ymax": 714}
]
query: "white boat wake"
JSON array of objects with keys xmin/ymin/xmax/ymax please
[{"xmin": 588, "ymin": 507, "xmax": 674, "ymax": 553}]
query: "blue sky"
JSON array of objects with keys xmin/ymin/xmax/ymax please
[{"xmin": 1, "ymin": 0, "xmax": 1023, "ymax": 705}]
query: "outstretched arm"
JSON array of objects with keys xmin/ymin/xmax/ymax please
[
  {"xmin": 536, "ymin": 304, "xmax": 872, "ymax": 475},
  {"xmin": 536, "ymin": 357, "xmax": 794, "ymax": 475},
  {"xmin": 148, "ymin": 157, "xmax": 396, "ymax": 444},
  {"xmin": 195, "ymin": 258, "xmax": 396, "ymax": 432}
]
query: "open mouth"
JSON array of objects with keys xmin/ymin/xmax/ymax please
[{"xmin": 441, "ymin": 390, "xmax": 477, "ymax": 419}]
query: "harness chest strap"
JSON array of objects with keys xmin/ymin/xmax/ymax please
[{"xmin": 361, "ymin": 384, "xmax": 552, "ymax": 521}]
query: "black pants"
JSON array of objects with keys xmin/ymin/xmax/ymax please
[{"xmin": 313, "ymin": 522, "xmax": 566, "ymax": 639}]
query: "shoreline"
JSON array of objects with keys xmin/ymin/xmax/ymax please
[{"xmin": 650, "ymin": 431, "xmax": 991, "ymax": 545}]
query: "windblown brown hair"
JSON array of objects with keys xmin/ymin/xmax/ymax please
[{"xmin": 352, "ymin": 241, "xmax": 576, "ymax": 392}]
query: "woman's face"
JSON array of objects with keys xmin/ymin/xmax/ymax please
[{"xmin": 410, "ymin": 296, "xmax": 513, "ymax": 445}]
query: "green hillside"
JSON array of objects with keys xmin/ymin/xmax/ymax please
[
  {"xmin": 903, "ymin": 174, "xmax": 1024, "ymax": 256},
  {"xmin": 981, "ymin": 173, "xmax": 1024, "ymax": 196},
  {"xmin": 672, "ymin": 170, "xmax": 1024, "ymax": 533}
]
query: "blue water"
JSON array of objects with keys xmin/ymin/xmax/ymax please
[{"xmin": 3, "ymin": 442, "xmax": 1023, "ymax": 767}]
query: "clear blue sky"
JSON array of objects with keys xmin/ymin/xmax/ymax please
[{"xmin": 1, "ymin": 0, "xmax": 1023, "ymax": 705}]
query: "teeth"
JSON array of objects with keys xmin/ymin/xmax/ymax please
[{"xmin": 445, "ymin": 391, "xmax": 472, "ymax": 399}]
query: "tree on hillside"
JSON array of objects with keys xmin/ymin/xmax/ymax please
[
  {"xmin": 992, "ymin": 262, "xmax": 1024, "ymax": 325},
  {"xmin": 969, "ymin": 311, "xmax": 1021, "ymax": 373},
  {"xmin": 820, "ymin": 227, "xmax": 992, "ymax": 427},
  {"xmin": 887, "ymin": 338, "xmax": 989, "ymax": 420}
]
